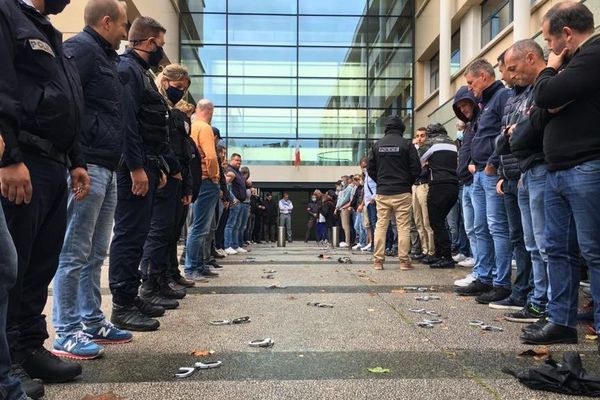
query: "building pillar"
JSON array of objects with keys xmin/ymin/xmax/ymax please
[
  {"xmin": 513, "ymin": 0, "xmax": 530, "ymax": 41},
  {"xmin": 438, "ymin": 0, "xmax": 451, "ymax": 106}
]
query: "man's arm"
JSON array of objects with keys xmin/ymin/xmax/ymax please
[
  {"xmin": 63, "ymin": 38, "xmax": 95, "ymax": 88},
  {"xmin": 194, "ymin": 123, "xmax": 219, "ymax": 182},
  {"xmin": 366, "ymin": 148, "xmax": 377, "ymax": 183},
  {"xmin": 118, "ymin": 61, "xmax": 145, "ymax": 172},
  {"xmin": 408, "ymin": 144, "xmax": 421, "ymax": 184}
]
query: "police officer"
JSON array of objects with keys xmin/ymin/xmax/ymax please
[
  {"xmin": 139, "ymin": 64, "xmax": 194, "ymax": 302},
  {"xmin": 0, "ymin": 0, "xmax": 90, "ymax": 397},
  {"xmin": 51, "ymin": 0, "xmax": 132, "ymax": 362},
  {"xmin": 108, "ymin": 16, "xmax": 173, "ymax": 332}
]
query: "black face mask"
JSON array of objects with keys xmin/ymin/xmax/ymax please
[
  {"xmin": 166, "ymin": 86, "xmax": 185, "ymax": 104},
  {"xmin": 43, "ymin": 0, "xmax": 70, "ymax": 15},
  {"xmin": 135, "ymin": 41, "xmax": 164, "ymax": 68}
]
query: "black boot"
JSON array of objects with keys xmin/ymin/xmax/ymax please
[
  {"xmin": 133, "ymin": 296, "xmax": 165, "ymax": 317},
  {"xmin": 111, "ymin": 302, "xmax": 160, "ymax": 331},
  {"xmin": 140, "ymin": 275, "xmax": 180, "ymax": 309},
  {"xmin": 9, "ymin": 363, "xmax": 44, "ymax": 399},
  {"xmin": 159, "ymin": 275, "xmax": 186, "ymax": 299},
  {"xmin": 21, "ymin": 347, "xmax": 82, "ymax": 383},
  {"xmin": 430, "ymin": 257, "xmax": 455, "ymax": 269}
]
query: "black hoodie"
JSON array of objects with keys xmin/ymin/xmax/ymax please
[
  {"xmin": 452, "ymin": 86, "xmax": 479, "ymax": 185},
  {"xmin": 419, "ymin": 123, "xmax": 458, "ymax": 185},
  {"xmin": 367, "ymin": 116, "xmax": 421, "ymax": 196}
]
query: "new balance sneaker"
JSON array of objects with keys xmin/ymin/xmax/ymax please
[
  {"xmin": 83, "ymin": 320, "xmax": 133, "ymax": 344},
  {"xmin": 505, "ymin": 304, "xmax": 546, "ymax": 323},
  {"xmin": 458, "ymin": 257, "xmax": 475, "ymax": 267},
  {"xmin": 452, "ymin": 253, "xmax": 468, "ymax": 262},
  {"xmin": 455, "ymin": 279, "xmax": 493, "ymax": 296},
  {"xmin": 475, "ymin": 286, "xmax": 511, "ymax": 304},
  {"xmin": 454, "ymin": 273, "xmax": 476, "ymax": 287},
  {"xmin": 235, "ymin": 247, "xmax": 248, "ymax": 253},
  {"xmin": 52, "ymin": 331, "xmax": 104, "ymax": 360},
  {"xmin": 489, "ymin": 297, "xmax": 525, "ymax": 311},
  {"xmin": 225, "ymin": 247, "xmax": 238, "ymax": 255}
]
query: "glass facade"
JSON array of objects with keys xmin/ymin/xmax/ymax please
[{"xmin": 179, "ymin": 0, "xmax": 414, "ymax": 166}]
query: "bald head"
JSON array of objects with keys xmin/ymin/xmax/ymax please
[
  {"xmin": 504, "ymin": 40, "xmax": 547, "ymax": 87},
  {"xmin": 195, "ymin": 99, "xmax": 214, "ymax": 124},
  {"xmin": 85, "ymin": 0, "xmax": 127, "ymax": 49}
]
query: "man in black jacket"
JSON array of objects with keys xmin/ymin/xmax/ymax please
[
  {"xmin": 521, "ymin": 2, "xmax": 600, "ymax": 346},
  {"xmin": 367, "ymin": 116, "xmax": 421, "ymax": 271},
  {"xmin": 262, "ymin": 192, "xmax": 277, "ymax": 242},
  {"xmin": 419, "ymin": 123, "xmax": 458, "ymax": 269},
  {"xmin": 51, "ymin": 0, "xmax": 132, "ymax": 362},
  {"xmin": 502, "ymin": 39, "xmax": 550, "ymax": 325},
  {"xmin": 305, "ymin": 194, "xmax": 319, "ymax": 242},
  {"xmin": 0, "ymin": 0, "xmax": 90, "ymax": 396}
]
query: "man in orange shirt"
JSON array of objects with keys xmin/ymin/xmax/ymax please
[{"xmin": 184, "ymin": 99, "xmax": 221, "ymax": 280}]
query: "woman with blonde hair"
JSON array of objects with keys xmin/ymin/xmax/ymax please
[{"xmin": 139, "ymin": 64, "xmax": 200, "ymax": 307}]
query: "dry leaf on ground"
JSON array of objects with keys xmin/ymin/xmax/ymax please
[
  {"xmin": 81, "ymin": 393, "xmax": 125, "ymax": 400},
  {"xmin": 391, "ymin": 289, "xmax": 406, "ymax": 294},
  {"xmin": 191, "ymin": 350, "xmax": 215, "ymax": 357},
  {"xmin": 518, "ymin": 346, "xmax": 551, "ymax": 360},
  {"xmin": 585, "ymin": 334, "xmax": 598, "ymax": 341}
]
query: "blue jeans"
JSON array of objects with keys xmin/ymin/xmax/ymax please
[
  {"xmin": 354, "ymin": 211, "xmax": 367, "ymax": 247},
  {"xmin": 53, "ymin": 165, "xmax": 116, "ymax": 335},
  {"xmin": 472, "ymin": 171, "xmax": 511, "ymax": 287},
  {"xmin": 519, "ymin": 163, "xmax": 548, "ymax": 310},
  {"xmin": 224, "ymin": 204, "xmax": 243, "ymax": 249},
  {"xmin": 447, "ymin": 186, "xmax": 470, "ymax": 256},
  {"xmin": 503, "ymin": 178, "xmax": 532, "ymax": 304},
  {"xmin": 184, "ymin": 180, "xmax": 220, "ymax": 274},
  {"xmin": 462, "ymin": 184, "xmax": 478, "ymax": 276},
  {"xmin": 544, "ymin": 160, "xmax": 600, "ymax": 329},
  {"xmin": 316, "ymin": 222, "xmax": 327, "ymax": 241},
  {"xmin": 0, "ymin": 207, "xmax": 26, "ymax": 400},
  {"xmin": 367, "ymin": 202, "xmax": 377, "ymax": 248},
  {"xmin": 238, "ymin": 203, "xmax": 251, "ymax": 246}
]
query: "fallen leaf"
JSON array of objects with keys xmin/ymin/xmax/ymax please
[
  {"xmin": 191, "ymin": 350, "xmax": 215, "ymax": 357},
  {"xmin": 494, "ymin": 316, "xmax": 504, "ymax": 322},
  {"xmin": 391, "ymin": 289, "xmax": 406, "ymax": 294},
  {"xmin": 368, "ymin": 367, "xmax": 390, "ymax": 374},
  {"xmin": 585, "ymin": 334, "xmax": 598, "ymax": 341},
  {"xmin": 286, "ymin": 296, "xmax": 297, "ymax": 301},
  {"xmin": 81, "ymin": 393, "xmax": 125, "ymax": 400},
  {"xmin": 445, "ymin": 351, "xmax": 456, "ymax": 357},
  {"xmin": 441, "ymin": 326, "xmax": 449, "ymax": 331},
  {"xmin": 519, "ymin": 346, "xmax": 551, "ymax": 360},
  {"xmin": 367, "ymin": 308, "xmax": 375, "ymax": 312},
  {"xmin": 368, "ymin": 292, "xmax": 376, "ymax": 297},
  {"xmin": 368, "ymin": 278, "xmax": 377, "ymax": 284}
]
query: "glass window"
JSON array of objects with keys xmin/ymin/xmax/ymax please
[
  {"xmin": 181, "ymin": 45, "xmax": 226, "ymax": 76},
  {"xmin": 368, "ymin": 108, "xmax": 412, "ymax": 139},
  {"xmin": 228, "ymin": 77, "xmax": 297, "ymax": 107},
  {"xmin": 228, "ymin": 15, "xmax": 297, "ymax": 46},
  {"xmin": 188, "ymin": 76, "xmax": 227, "ymax": 106},
  {"xmin": 298, "ymin": 78, "xmax": 366, "ymax": 108},
  {"xmin": 229, "ymin": 0, "xmax": 297, "ymax": 14},
  {"xmin": 227, "ymin": 138, "xmax": 370, "ymax": 166},
  {"xmin": 367, "ymin": 16, "xmax": 412, "ymax": 47},
  {"xmin": 228, "ymin": 108, "xmax": 296, "ymax": 138},
  {"xmin": 369, "ymin": 78, "xmax": 412, "ymax": 109},
  {"xmin": 299, "ymin": 0, "xmax": 366, "ymax": 16},
  {"xmin": 367, "ymin": 0, "xmax": 412, "ymax": 16},
  {"xmin": 298, "ymin": 108, "xmax": 367, "ymax": 139},
  {"xmin": 180, "ymin": 14, "xmax": 226, "ymax": 45},
  {"xmin": 228, "ymin": 46, "xmax": 296, "ymax": 77},
  {"xmin": 429, "ymin": 52, "xmax": 439, "ymax": 94},
  {"xmin": 299, "ymin": 16, "xmax": 368, "ymax": 46},
  {"xmin": 211, "ymin": 107, "xmax": 228, "ymax": 137},
  {"xmin": 179, "ymin": 0, "xmax": 225, "ymax": 13},
  {"xmin": 451, "ymin": 31, "xmax": 460, "ymax": 75},
  {"xmin": 481, "ymin": 0, "xmax": 513, "ymax": 46},
  {"xmin": 368, "ymin": 47, "xmax": 412, "ymax": 79},
  {"xmin": 299, "ymin": 47, "xmax": 366, "ymax": 78}
]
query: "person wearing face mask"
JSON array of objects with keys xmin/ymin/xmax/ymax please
[
  {"xmin": 0, "ymin": 0, "xmax": 92, "ymax": 397},
  {"xmin": 108, "ymin": 17, "xmax": 171, "ymax": 334},
  {"xmin": 305, "ymin": 194, "xmax": 319, "ymax": 243},
  {"xmin": 138, "ymin": 64, "xmax": 196, "ymax": 312}
]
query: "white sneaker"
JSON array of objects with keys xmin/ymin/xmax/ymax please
[
  {"xmin": 511, "ymin": 259, "xmax": 517, "ymax": 269},
  {"xmin": 217, "ymin": 249, "xmax": 227, "ymax": 257},
  {"xmin": 452, "ymin": 253, "xmax": 467, "ymax": 262},
  {"xmin": 235, "ymin": 247, "xmax": 248, "ymax": 253},
  {"xmin": 225, "ymin": 247, "xmax": 238, "ymax": 255},
  {"xmin": 454, "ymin": 273, "xmax": 476, "ymax": 287},
  {"xmin": 361, "ymin": 243, "xmax": 372, "ymax": 251},
  {"xmin": 458, "ymin": 257, "xmax": 475, "ymax": 267},
  {"xmin": 352, "ymin": 243, "xmax": 361, "ymax": 250},
  {"xmin": 339, "ymin": 242, "xmax": 349, "ymax": 248}
]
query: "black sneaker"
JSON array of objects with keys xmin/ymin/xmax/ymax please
[
  {"xmin": 489, "ymin": 296, "xmax": 525, "ymax": 311},
  {"xmin": 410, "ymin": 253, "xmax": 426, "ymax": 260},
  {"xmin": 455, "ymin": 279, "xmax": 493, "ymax": 296},
  {"xmin": 201, "ymin": 270, "xmax": 220, "ymax": 278},
  {"xmin": 521, "ymin": 317, "xmax": 549, "ymax": 333},
  {"xmin": 140, "ymin": 292, "xmax": 179, "ymax": 309},
  {"xmin": 430, "ymin": 258, "xmax": 455, "ymax": 269},
  {"xmin": 505, "ymin": 304, "xmax": 546, "ymax": 323},
  {"xmin": 160, "ymin": 284, "xmax": 186, "ymax": 300},
  {"xmin": 133, "ymin": 297, "xmax": 165, "ymax": 317},
  {"xmin": 208, "ymin": 261, "xmax": 223, "ymax": 269},
  {"xmin": 475, "ymin": 286, "xmax": 511, "ymax": 304},
  {"xmin": 172, "ymin": 273, "xmax": 195, "ymax": 288},
  {"xmin": 9, "ymin": 363, "xmax": 44, "ymax": 399},
  {"xmin": 421, "ymin": 255, "xmax": 439, "ymax": 265},
  {"xmin": 111, "ymin": 303, "xmax": 160, "ymax": 331},
  {"xmin": 21, "ymin": 347, "xmax": 82, "ymax": 383}
]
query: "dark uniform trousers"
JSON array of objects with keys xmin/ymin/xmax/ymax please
[
  {"xmin": 167, "ymin": 194, "xmax": 189, "ymax": 278},
  {"xmin": 427, "ymin": 183, "xmax": 459, "ymax": 259},
  {"xmin": 108, "ymin": 165, "xmax": 159, "ymax": 306},
  {"xmin": 140, "ymin": 176, "xmax": 181, "ymax": 277},
  {"xmin": 3, "ymin": 153, "xmax": 67, "ymax": 357}
]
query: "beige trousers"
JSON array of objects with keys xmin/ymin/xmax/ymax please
[
  {"xmin": 412, "ymin": 184, "xmax": 435, "ymax": 255},
  {"xmin": 373, "ymin": 193, "xmax": 412, "ymax": 263},
  {"xmin": 340, "ymin": 209, "xmax": 352, "ymax": 243}
]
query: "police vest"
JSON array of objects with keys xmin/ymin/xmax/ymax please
[{"xmin": 139, "ymin": 70, "xmax": 169, "ymax": 147}]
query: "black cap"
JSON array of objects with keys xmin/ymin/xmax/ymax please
[
  {"xmin": 426, "ymin": 123, "xmax": 447, "ymax": 137},
  {"xmin": 212, "ymin": 127, "xmax": 221, "ymax": 139},
  {"xmin": 384, "ymin": 115, "xmax": 406, "ymax": 134}
]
